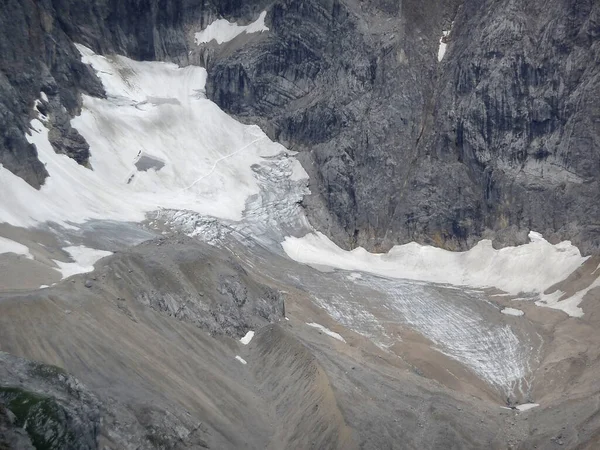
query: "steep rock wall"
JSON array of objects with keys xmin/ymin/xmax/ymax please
[{"xmin": 205, "ymin": 0, "xmax": 600, "ymax": 253}]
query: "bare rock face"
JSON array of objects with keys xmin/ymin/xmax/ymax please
[
  {"xmin": 0, "ymin": 0, "xmax": 103, "ymax": 187},
  {"xmin": 205, "ymin": 0, "xmax": 600, "ymax": 254},
  {"xmin": 0, "ymin": 402, "xmax": 35, "ymax": 450},
  {"xmin": 426, "ymin": 0, "xmax": 600, "ymax": 254}
]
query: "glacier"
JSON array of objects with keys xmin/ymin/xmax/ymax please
[{"xmin": 0, "ymin": 42, "xmax": 595, "ymax": 402}]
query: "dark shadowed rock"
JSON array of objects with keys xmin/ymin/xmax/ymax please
[
  {"xmin": 0, "ymin": 401, "xmax": 35, "ymax": 450},
  {"xmin": 0, "ymin": 353, "xmax": 100, "ymax": 450}
]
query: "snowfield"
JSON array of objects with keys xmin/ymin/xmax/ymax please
[
  {"xmin": 306, "ymin": 323, "xmax": 346, "ymax": 343},
  {"xmin": 501, "ymin": 308, "xmax": 525, "ymax": 317},
  {"xmin": 282, "ymin": 231, "xmax": 591, "ymax": 317},
  {"xmin": 53, "ymin": 246, "xmax": 113, "ymax": 279},
  {"xmin": 438, "ymin": 30, "xmax": 450, "ymax": 61},
  {"xmin": 195, "ymin": 11, "xmax": 269, "ymax": 45},
  {"xmin": 240, "ymin": 331, "xmax": 255, "ymax": 345},
  {"xmin": 0, "ymin": 45, "xmax": 303, "ymax": 229}
]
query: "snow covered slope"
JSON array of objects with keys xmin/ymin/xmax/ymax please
[
  {"xmin": 0, "ymin": 45, "xmax": 304, "ymax": 229},
  {"xmin": 0, "ymin": 236, "xmax": 33, "ymax": 259}
]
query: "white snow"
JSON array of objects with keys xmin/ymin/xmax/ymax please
[
  {"xmin": 346, "ymin": 272, "xmax": 362, "ymax": 281},
  {"xmin": 39, "ymin": 285, "xmax": 49, "ymax": 289},
  {"xmin": 0, "ymin": 46, "xmax": 294, "ymax": 229},
  {"xmin": 195, "ymin": 11, "xmax": 269, "ymax": 45},
  {"xmin": 235, "ymin": 355, "xmax": 247, "ymax": 365},
  {"xmin": 536, "ymin": 272, "xmax": 600, "ymax": 318},
  {"xmin": 52, "ymin": 245, "xmax": 112, "ymax": 279},
  {"xmin": 438, "ymin": 30, "xmax": 450, "ymax": 62},
  {"xmin": 501, "ymin": 308, "xmax": 524, "ymax": 317},
  {"xmin": 240, "ymin": 330, "xmax": 254, "ymax": 345},
  {"xmin": 516, "ymin": 403, "xmax": 539, "ymax": 411},
  {"xmin": 0, "ymin": 237, "xmax": 33, "ymax": 259},
  {"xmin": 40, "ymin": 91, "xmax": 48, "ymax": 102},
  {"xmin": 306, "ymin": 322, "xmax": 346, "ymax": 343},
  {"xmin": 282, "ymin": 231, "xmax": 592, "ymax": 317}
]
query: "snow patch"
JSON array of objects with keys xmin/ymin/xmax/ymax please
[
  {"xmin": 282, "ymin": 231, "xmax": 591, "ymax": 317},
  {"xmin": 235, "ymin": 355, "xmax": 247, "ymax": 365},
  {"xmin": 536, "ymin": 273, "xmax": 600, "ymax": 317},
  {"xmin": 438, "ymin": 30, "xmax": 450, "ymax": 62},
  {"xmin": 516, "ymin": 403, "xmax": 539, "ymax": 411},
  {"xmin": 0, "ymin": 237, "xmax": 33, "ymax": 260},
  {"xmin": 52, "ymin": 245, "xmax": 112, "ymax": 279},
  {"xmin": 240, "ymin": 331, "xmax": 254, "ymax": 345},
  {"xmin": 501, "ymin": 308, "xmax": 524, "ymax": 317},
  {"xmin": 306, "ymin": 322, "xmax": 346, "ymax": 343},
  {"xmin": 195, "ymin": 11, "xmax": 268, "ymax": 45}
]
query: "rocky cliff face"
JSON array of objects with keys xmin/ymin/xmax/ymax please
[
  {"xmin": 426, "ymin": 0, "xmax": 600, "ymax": 254},
  {"xmin": 1, "ymin": 0, "xmax": 598, "ymax": 252},
  {"xmin": 206, "ymin": 0, "xmax": 600, "ymax": 254}
]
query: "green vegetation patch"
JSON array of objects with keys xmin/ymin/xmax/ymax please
[{"xmin": 0, "ymin": 386, "xmax": 75, "ymax": 450}]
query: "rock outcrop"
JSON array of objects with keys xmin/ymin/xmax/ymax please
[
  {"xmin": 103, "ymin": 235, "xmax": 285, "ymax": 337},
  {"xmin": 0, "ymin": 352, "xmax": 100, "ymax": 450}
]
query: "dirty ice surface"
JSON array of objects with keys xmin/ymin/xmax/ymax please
[{"xmin": 195, "ymin": 11, "xmax": 268, "ymax": 45}]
